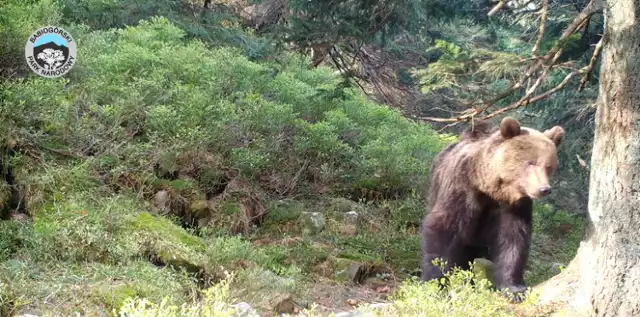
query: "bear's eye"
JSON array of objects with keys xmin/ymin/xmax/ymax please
[{"xmin": 525, "ymin": 160, "xmax": 535, "ymax": 166}]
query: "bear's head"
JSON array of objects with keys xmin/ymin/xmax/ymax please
[{"xmin": 487, "ymin": 117, "xmax": 565, "ymax": 203}]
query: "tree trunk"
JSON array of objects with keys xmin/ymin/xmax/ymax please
[{"xmin": 537, "ymin": 1, "xmax": 640, "ymax": 316}]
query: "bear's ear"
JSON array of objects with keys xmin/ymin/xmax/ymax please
[
  {"xmin": 544, "ymin": 126, "xmax": 565, "ymax": 146},
  {"xmin": 500, "ymin": 117, "xmax": 521, "ymax": 139}
]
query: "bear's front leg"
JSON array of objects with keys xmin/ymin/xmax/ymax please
[
  {"xmin": 491, "ymin": 199, "xmax": 534, "ymax": 302},
  {"xmin": 420, "ymin": 211, "xmax": 470, "ymax": 283}
]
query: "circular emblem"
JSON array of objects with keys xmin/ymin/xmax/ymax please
[{"xmin": 25, "ymin": 26, "xmax": 77, "ymax": 78}]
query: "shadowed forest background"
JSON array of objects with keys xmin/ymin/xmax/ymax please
[{"xmin": 0, "ymin": 0, "xmax": 602, "ymax": 316}]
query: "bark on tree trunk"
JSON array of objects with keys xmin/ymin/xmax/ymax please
[{"xmin": 537, "ymin": 1, "xmax": 640, "ymax": 316}]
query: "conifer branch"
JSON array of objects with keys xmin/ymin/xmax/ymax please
[
  {"xmin": 415, "ymin": 0, "xmax": 604, "ymax": 126},
  {"xmin": 478, "ymin": 38, "xmax": 603, "ymax": 121}
]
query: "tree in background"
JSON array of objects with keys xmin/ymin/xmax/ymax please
[{"xmin": 536, "ymin": 0, "xmax": 640, "ymax": 315}]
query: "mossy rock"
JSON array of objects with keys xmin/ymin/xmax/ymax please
[
  {"xmin": 266, "ymin": 200, "xmax": 306, "ymax": 224},
  {"xmin": 127, "ymin": 212, "xmax": 206, "ymax": 252},
  {"xmin": 125, "ymin": 212, "xmax": 209, "ymax": 273},
  {"xmin": 326, "ymin": 197, "xmax": 361, "ymax": 214},
  {"xmin": 472, "ymin": 258, "xmax": 495, "ymax": 284},
  {"xmin": 331, "ymin": 257, "xmax": 391, "ymax": 283},
  {"xmin": 188, "ymin": 199, "xmax": 213, "ymax": 228},
  {"xmin": 94, "ymin": 283, "xmax": 141, "ymax": 311},
  {"xmin": 333, "ymin": 257, "xmax": 358, "ymax": 281},
  {"xmin": 150, "ymin": 240, "xmax": 207, "ymax": 274},
  {"xmin": 190, "ymin": 200, "xmax": 210, "ymax": 213},
  {"xmin": 298, "ymin": 211, "xmax": 325, "ymax": 235}
]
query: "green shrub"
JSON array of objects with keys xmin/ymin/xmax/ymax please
[{"xmin": 1, "ymin": 16, "xmax": 449, "ymax": 202}]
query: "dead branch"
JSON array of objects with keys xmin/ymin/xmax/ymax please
[
  {"xmin": 488, "ymin": 1, "xmax": 506, "ymax": 16},
  {"xmin": 281, "ymin": 159, "xmax": 309, "ymax": 196},
  {"xmin": 532, "ymin": 0, "xmax": 549, "ymax": 57},
  {"xmin": 579, "ymin": 37, "xmax": 604, "ymax": 91}
]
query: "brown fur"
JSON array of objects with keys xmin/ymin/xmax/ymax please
[{"xmin": 420, "ymin": 117, "xmax": 564, "ymax": 301}]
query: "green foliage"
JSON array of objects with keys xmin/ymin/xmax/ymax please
[
  {"xmin": 409, "ymin": 4, "xmax": 599, "ymax": 213},
  {"xmin": 415, "ymin": 39, "xmax": 525, "ymax": 95},
  {"xmin": 283, "ymin": 0, "xmax": 428, "ymax": 44},
  {"xmin": 365, "ymin": 267, "xmax": 544, "ymax": 317},
  {"xmin": 526, "ymin": 203, "xmax": 586, "ymax": 285},
  {"xmin": 0, "ymin": 259, "xmax": 196, "ymax": 316}
]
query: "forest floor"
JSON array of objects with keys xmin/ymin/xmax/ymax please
[{"xmin": 1, "ymin": 194, "xmax": 585, "ymax": 317}]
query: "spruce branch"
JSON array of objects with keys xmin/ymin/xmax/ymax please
[
  {"xmin": 415, "ymin": 0, "xmax": 604, "ymax": 126},
  {"xmin": 478, "ymin": 37, "xmax": 604, "ymax": 121}
]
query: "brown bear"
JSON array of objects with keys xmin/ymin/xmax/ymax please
[{"xmin": 420, "ymin": 117, "xmax": 564, "ymax": 300}]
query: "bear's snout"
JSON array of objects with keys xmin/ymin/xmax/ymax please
[{"xmin": 539, "ymin": 185, "xmax": 551, "ymax": 196}]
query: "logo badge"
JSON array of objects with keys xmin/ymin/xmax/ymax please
[{"xmin": 25, "ymin": 26, "xmax": 77, "ymax": 78}]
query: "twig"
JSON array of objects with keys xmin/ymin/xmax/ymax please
[{"xmin": 42, "ymin": 146, "xmax": 87, "ymax": 158}]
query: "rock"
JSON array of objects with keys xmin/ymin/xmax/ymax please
[
  {"xmin": 151, "ymin": 190, "xmax": 170, "ymax": 214},
  {"xmin": 344, "ymin": 211, "xmax": 359, "ymax": 224},
  {"xmin": 332, "ymin": 311, "xmax": 376, "ymax": 317},
  {"xmin": 332, "ymin": 312, "xmax": 359, "ymax": 317},
  {"xmin": 333, "ymin": 258, "xmax": 356, "ymax": 281},
  {"xmin": 343, "ymin": 262, "xmax": 391, "ymax": 284},
  {"xmin": 328, "ymin": 198, "xmax": 360, "ymax": 213},
  {"xmin": 231, "ymin": 302, "xmax": 259, "ymax": 317},
  {"xmin": 368, "ymin": 303, "xmax": 391, "ymax": 310},
  {"xmin": 347, "ymin": 263, "xmax": 367, "ymax": 283},
  {"xmin": 189, "ymin": 199, "xmax": 213, "ymax": 228},
  {"xmin": 299, "ymin": 211, "xmax": 326, "ymax": 235},
  {"xmin": 274, "ymin": 295, "xmax": 296, "ymax": 315},
  {"xmin": 472, "ymin": 258, "xmax": 495, "ymax": 282},
  {"xmin": 551, "ymin": 262, "xmax": 565, "ymax": 275}
]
